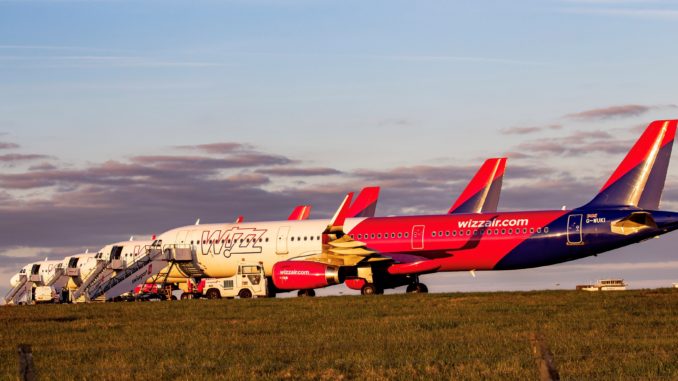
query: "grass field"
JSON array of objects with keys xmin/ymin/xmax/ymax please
[{"xmin": 1, "ymin": 289, "xmax": 677, "ymax": 380}]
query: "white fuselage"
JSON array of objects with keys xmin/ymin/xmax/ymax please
[
  {"xmin": 157, "ymin": 218, "xmax": 366, "ymax": 278},
  {"xmin": 9, "ymin": 260, "xmax": 63, "ymax": 287}
]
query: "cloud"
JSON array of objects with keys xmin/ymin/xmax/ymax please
[
  {"xmin": 0, "ymin": 142, "xmax": 19, "ymax": 150},
  {"xmin": 564, "ymin": 104, "xmax": 677, "ymax": 120},
  {"xmin": 130, "ymin": 154, "xmax": 292, "ymax": 171},
  {"xmin": 377, "ymin": 118, "xmax": 413, "ymax": 127},
  {"xmin": 515, "ymin": 130, "xmax": 633, "ymax": 156},
  {"xmin": 256, "ymin": 167, "xmax": 343, "ymax": 177},
  {"xmin": 0, "ymin": 153, "xmax": 51, "ymax": 163},
  {"xmin": 500, "ymin": 124, "xmax": 562, "ymax": 135},
  {"xmin": 176, "ymin": 142, "xmax": 250, "ymax": 155},
  {"xmin": 28, "ymin": 162, "xmax": 58, "ymax": 171}
]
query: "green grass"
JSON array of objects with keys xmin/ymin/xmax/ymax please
[{"xmin": 1, "ymin": 289, "xmax": 677, "ymax": 380}]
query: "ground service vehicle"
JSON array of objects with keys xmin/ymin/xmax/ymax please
[{"xmin": 199, "ymin": 264, "xmax": 267, "ymax": 299}]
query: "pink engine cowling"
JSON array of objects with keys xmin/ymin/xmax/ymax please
[{"xmin": 272, "ymin": 261, "xmax": 341, "ymax": 290}]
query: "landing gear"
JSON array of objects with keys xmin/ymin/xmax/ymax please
[
  {"xmin": 406, "ymin": 283, "xmax": 428, "ymax": 294},
  {"xmin": 361, "ymin": 283, "xmax": 383, "ymax": 295},
  {"xmin": 297, "ymin": 289, "xmax": 316, "ymax": 297}
]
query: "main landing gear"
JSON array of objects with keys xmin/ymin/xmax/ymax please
[
  {"xmin": 297, "ymin": 289, "xmax": 316, "ymax": 297},
  {"xmin": 360, "ymin": 283, "xmax": 384, "ymax": 295},
  {"xmin": 405, "ymin": 283, "xmax": 428, "ymax": 294}
]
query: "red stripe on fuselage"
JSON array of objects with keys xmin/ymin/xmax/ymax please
[{"xmin": 347, "ymin": 210, "xmax": 567, "ymax": 271}]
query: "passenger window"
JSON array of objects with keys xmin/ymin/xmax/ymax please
[
  {"xmin": 304, "ymin": 237, "xmax": 307, "ymax": 241},
  {"xmin": 432, "ymin": 232, "xmax": 437, "ymax": 237},
  {"xmin": 371, "ymin": 234, "xmax": 375, "ymax": 239},
  {"xmin": 445, "ymin": 231, "xmax": 450, "ymax": 237},
  {"xmin": 544, "ymin": 227, "xmax": 549, "ymax": 233},
  {"xmin": 404, "ymin": 233, "xmax": 409, "ymax": 238},
  {"xmin": 398, "ymin": 233, "xmax": 402, "ymax": 238},
  {"xmin": 291, "ymin": 237, "xmax": 295, "ymax": 241},
  {"xmin": 530, "ymin": 228, "xmax": 534, "ymax": 233},
  {"xmin": 537, "ymin": 227, "xmax": 542, "ymax": 233},
  {"xmin": 508, "ymin": 229, "xmax": 512, "ymax": 234},
  {"xmin": 358, "ymin": 234, "xmax": 362, "ymax": 239},
  {"xmin": 377, "ymin": 234, "xmax": 382, "ymax": 239},
  {"xmin": 523, "ymin": 228, "xmax": 527, "ymax": 234},
  {"xmin": 391, "ymin": 233, "xmax": 395, "ymax": 238},
  {"xmin": 452, "ymin": 231, "xmax": 457, "ymax": 236},
  {"xmin": 466, "ymin": 230, "xmax": 471, "ymax": 236},
  {"xmin": 487, "ymin": 230, "xmax": 492, "ymax": 235},
  {"xmin": 266, "ymin": 238, "xmax": 269, "ymax": 242}
]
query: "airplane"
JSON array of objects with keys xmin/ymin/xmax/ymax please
[
  {"xmin": 271, "ymin": 120, "xmax": 678, "ymax": 294},
  {"xmin": 151, "ymin": 158, "xmax": 508, "ymax": 297},
  {"xmin": 5, "ymin": 259, "xmax": 66, "ymax": 304}
]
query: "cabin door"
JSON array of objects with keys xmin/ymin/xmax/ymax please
[
  {"xmin": 411, "ymin": 225, "xmax": 425, "ymax": 250},
  {"xmin": 567, "ymin": 214, "xmax": 583, "ymax": 245},
  {"xmin": 276, "ymin": 226, "xmax": 290, "ymax": 254}
]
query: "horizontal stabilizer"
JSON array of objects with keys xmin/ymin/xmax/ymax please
[{"xmin": 611, "ymin": 212, "xmax": 657, "ymax": 235}]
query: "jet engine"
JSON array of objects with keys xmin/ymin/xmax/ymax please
[{"xmin": 272, "ymin": 261, "xmax": 341, "ymax": 290}]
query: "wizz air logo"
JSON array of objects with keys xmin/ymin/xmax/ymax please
[
  {"xmin": 201, "ymin": 227, "xmax": 267, "ymax": 258},
  {"xmin": 458, "ymin": 218, "xmax": 529, "ymax": 229}
]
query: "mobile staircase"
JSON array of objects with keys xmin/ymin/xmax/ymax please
[{"xmin": 3, "ymin": 275, "xmax": 30, "ymax": 305}]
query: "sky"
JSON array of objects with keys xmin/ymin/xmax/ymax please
[{"xmin": 1, "ymin": 0, "xmax": 678, "ymax": 297}]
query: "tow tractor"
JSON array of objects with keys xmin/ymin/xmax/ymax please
[{"xmin": 198, "ymin": 263, "xmax": 268, "ymax": 299}]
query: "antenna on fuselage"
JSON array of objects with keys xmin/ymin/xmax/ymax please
[
  {"xmin": 561, "ymin": 205, "xmax": 567, "ymax": 210},
  {"xmin": 195, "ymin": 218, "xmax": 200, "ymax": 225},
  {"xmin": 129, "ymin": 236, "xmax": 134, "ymax": 241},
  {"xmin": 85, "ymin": 249, "xmax": 89, "ymax": 254}
]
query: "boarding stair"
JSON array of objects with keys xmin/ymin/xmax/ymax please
[
  {"xmin": 71, "ymin": 260, "xmax": 110, "ymax": 301},
  {"xmin": 85, "ymin": 246, "xmax": 169, "ymax": 301},
  {"xmin": 44, "ymin": 267, "xmax": 66, "ymax": 286},
  {"xmin": 171, "ymin": 245, "xmax": 204, "ymax": 278},
  {"xmin": 4, "ymin": 275, "xmax": 30, "ymax": 305}
]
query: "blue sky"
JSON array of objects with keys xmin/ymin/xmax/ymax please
[{"xmin": 1, "ymin": 0, "xmax": 678, "ymax": 296}]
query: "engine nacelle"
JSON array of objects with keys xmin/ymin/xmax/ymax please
[{"xmin": 272, "ymin": 261, "xmax": 341, "ymax": 290}]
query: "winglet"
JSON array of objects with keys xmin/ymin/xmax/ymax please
[
  {"xmin": 449, "ymin": 158, "xmax": 507, "ymax": 214},
  {"xmin": 347, "ymin": 186, "xmax": 380, "ymax": 217},
  {"xmin": 585, "ymin": 120, "xmax": 677, "ymax": 209},
  {"xmin": 324, "ymin": 192, "xmax": 354, "ymax": 235},
  {"xmin": 288, "ymin": 205, "xmax": 312, "ymax": 220}
]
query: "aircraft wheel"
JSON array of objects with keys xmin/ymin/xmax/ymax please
[
  {"xmin": 297, "ymin": 289, "xmax": 315, "ymax": 297},
  {"xmin": 206, "ymin": 289, "xmax": 221, "ymax": 299},
  {"xmin": 407, "ymin": 283, "xmax": 428, "ymax": 293},
  {"xmin": 238, "ymin": 289, "xmax": 253, "ymax": 299},
  {"xmin": 361, "ymin": 284, "xmax": 380, "ymax": 295}
]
